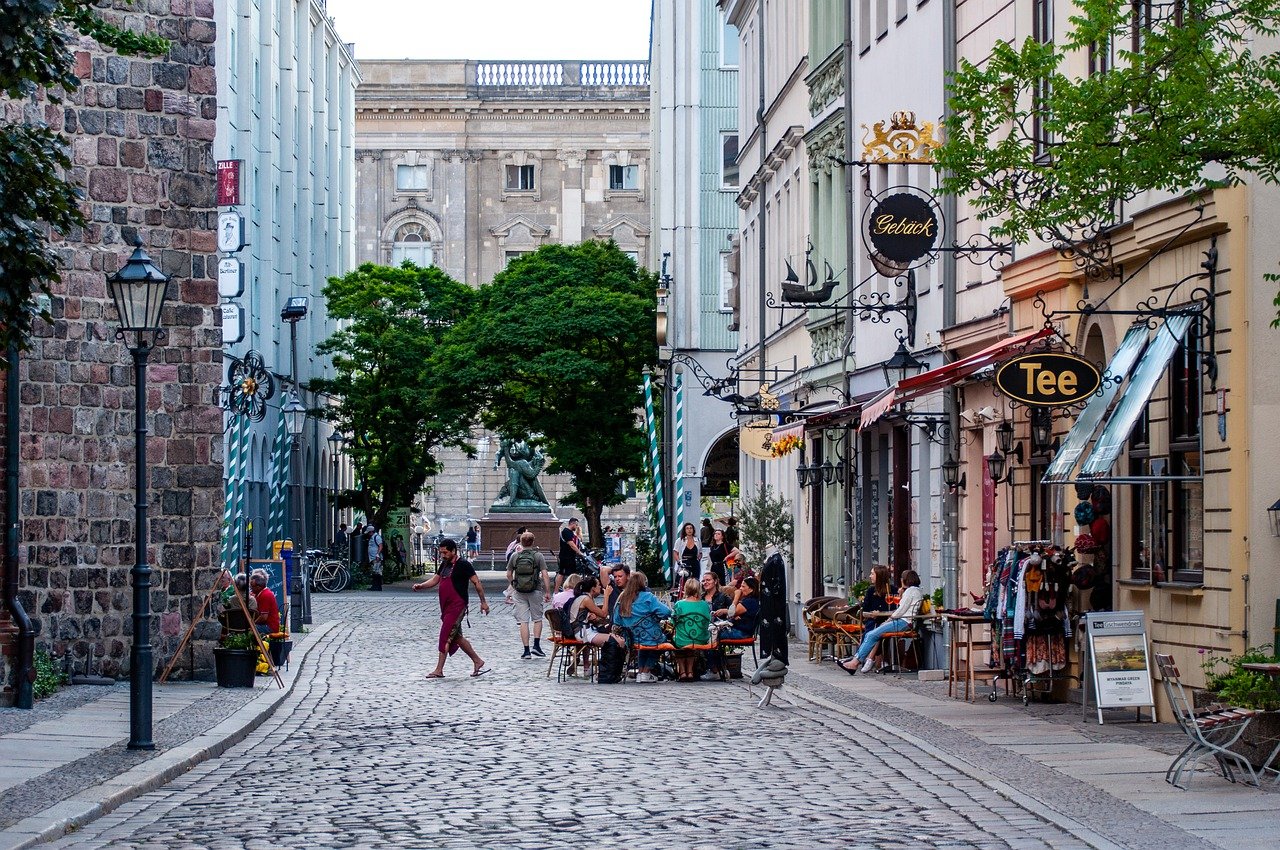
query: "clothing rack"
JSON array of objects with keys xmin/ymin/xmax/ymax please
[{"xmin": 986, "ymin": 543, "xmax": 1078, "ymax": 705}]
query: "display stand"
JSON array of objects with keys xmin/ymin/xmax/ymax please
[{"xmin": 1082, "ymin": 610, "xmax": 1157, "ymax": 724}]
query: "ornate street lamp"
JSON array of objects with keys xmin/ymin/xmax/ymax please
[
  {"xmin": 283, "ymin": 392, "xmax": 306, "ymax": 631},
  {"xmin": 882, "ymin": 333, "xmax": 927, "ymax": 387},
  {"xmin": 1030, "ymin": 406, "xmax": 1054, "ymax": 456},
  {"xmin": 987, "ymin": 448, "xmax": 1008, "ymax": 485},
  {"xmin": 327, "ymin": 430, "xmax": 345, "ymax": 551},
  {"xmin": 942, "ymin": 455, "xmax": 966, "ymax": 492},
  {"xmin": 107, "ymin": 239, "xmax": 169, "ymax": 751},
  {"xmin": 995, "ymin": 418, "xmax": 1023, "ymax": 466}
]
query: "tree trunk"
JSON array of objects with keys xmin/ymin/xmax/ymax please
[{"xmin": 583, "ymin": 496, "xmax": 604, "ymax": 551}]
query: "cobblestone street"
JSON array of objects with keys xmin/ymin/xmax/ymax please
[{"xmin": 39, "ymin": 594, "xmax": 1149, "ymax": 848}]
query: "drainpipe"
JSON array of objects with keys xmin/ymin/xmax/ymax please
[
  {"xmin": 941, "ymin": 0, "xmax": 960, "ymax": 654},
  {"xmin": 756, "ymin": 0, "xmax": 768, "ymax": 482},
  {"xmin": 4, "ymin": 343, "xmax": 34, "ymax": 709},
  {"xmin": 841, "ymin": 0, "xmax": 856, "ymax": 584}
]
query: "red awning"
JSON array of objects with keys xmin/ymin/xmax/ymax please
[{"xmin": 859, "ymin": 326, "xmax": 1054, "ymax": 430}]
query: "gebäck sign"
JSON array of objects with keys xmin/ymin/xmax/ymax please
[
  {"xmin": 866, "ymin": 192, "xmax": 940, "ymax": 265},
  {"xmin": 995, "ymin": 352, "xmax": 1101, "ymax": 406}
]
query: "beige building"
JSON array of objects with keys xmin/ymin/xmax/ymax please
[{"xmin": 353, "ymin": 59, "xmax": 652, "ymax": 541}]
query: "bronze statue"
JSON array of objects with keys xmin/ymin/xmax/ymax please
[{"xmin": 492, "ymin": 437, "xmax": 550, "ymax": 510}]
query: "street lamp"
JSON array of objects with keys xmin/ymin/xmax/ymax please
[
  {"xmin": 283, "ymin": 392, "xmax": 306, "ymax": 632},
  {"xmin": 942, "ymin": 455, "xmax": 966, "ymax": 492},
  {"xmin": 987, "ymin": 448, "xmax": 1009, "ymax": 485},
  {"xmin": 107, "ymin": 239, "xmax": 169, "ymax": 751},
  {"xmin": 1030, "ymin": 406, "xmax": 1054, "ymax": 456},
  {"xmin": 882, "ymin": 335, "xmax": 926, "ymax": 387},
  {"xmin": 327, "ymin": 430, "xmax": 345, "ymax": 550}
]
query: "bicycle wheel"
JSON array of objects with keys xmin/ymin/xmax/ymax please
[
  {"xmin": 314, "ymin": 561, "xmax": 345, "ymax": 593},
  {"xmin": 334, "ymin": 565, "xmax": 351, "ymax": 592}
]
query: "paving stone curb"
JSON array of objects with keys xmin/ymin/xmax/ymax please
[
  {"xmin": 0, "ymin": 621, "xmax": 339, "ymax": 850},
  {"xmin": 777, "ymin": 679, "xmax": 1125, "ymax": 850}
]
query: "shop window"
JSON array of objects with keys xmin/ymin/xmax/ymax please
[
  {"xmin": 1127, "ymin": 409, "xmax": 1151, "ymax": 581},
  {"xmin": 1171, "ymin": 451, "xmax": 1204, "ymax": 583},
  {"xmin": 505, "ymin": 164, "xmax": 536, "ymax": 192},
  {"xmin": 1169, "ymin": 331, "xmax": 1201, "ymax": 443},
  {"xmin": 721, "ymin": 133, "xmax": 739, "ymax": 189},
  {"xmin": 609, "ymin": 164, "xmax": 639, "ymax": 191}
]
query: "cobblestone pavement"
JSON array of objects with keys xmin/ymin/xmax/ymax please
[{"xmin": 46, "ymin": 594, "xmax": 1124, "ymax": 849}]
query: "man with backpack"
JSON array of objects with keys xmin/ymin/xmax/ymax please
[{"xmin": 506, "ymin": 531, "xmax": 550, "ymax": 659}]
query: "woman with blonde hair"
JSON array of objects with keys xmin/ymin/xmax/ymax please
[
  {"xmin": 672, "ymin": 578, "xmax": 711, "ymax": 681},
  {"xmin": 613, "ymin": 572, "xmax": 672, "ymax": 683}
]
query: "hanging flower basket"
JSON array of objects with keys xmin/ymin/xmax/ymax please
[{"xmin": 771, "ymin": 435, "xmax": 803, "ymax": 458}]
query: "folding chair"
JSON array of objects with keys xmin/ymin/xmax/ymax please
[{"xmin": 1155, "ymin": 653, "xmax": 1260, "ymax": 788}]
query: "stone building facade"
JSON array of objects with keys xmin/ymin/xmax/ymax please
[
  {"xmin": 354, "ymin": 60, "xmax": 652, "ymax": 541},
  {"xmin": 1, "ymin": 2, "xmax": 223, "ymax": 701}
]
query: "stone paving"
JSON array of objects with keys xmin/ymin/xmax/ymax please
[{"xmin": 47, "ymin": 593, "xmax": 1097, "ymax": 849}]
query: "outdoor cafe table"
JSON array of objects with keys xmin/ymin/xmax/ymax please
[{"xmin": 1240, "ymin": 662, "xmax": 1280, "ymax": 783}]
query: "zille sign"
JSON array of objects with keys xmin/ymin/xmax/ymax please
[
  {"xmin": 866, "ymin": 192, "xmax": 940, "ymax": 265},
  {"xmin": 995, "ymin": 352, "xmax": 1101, "ymax": 406}
]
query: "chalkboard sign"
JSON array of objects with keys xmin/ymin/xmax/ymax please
[{"xmin": 247, "ymin": 558, "xmax": 288, "ymax": 627}]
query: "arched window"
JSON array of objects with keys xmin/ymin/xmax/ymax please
[{"xmin": 391, "ymin": 222, "xmax": 434, "ymax": 267}]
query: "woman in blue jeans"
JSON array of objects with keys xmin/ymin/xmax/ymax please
[
  {"xmin": 837, "ymin": 570, "xmax": 924, "ymax": 675},
  {"xmin": 613, "ymin": 573, "xmax": 672, "ymax": 683}
]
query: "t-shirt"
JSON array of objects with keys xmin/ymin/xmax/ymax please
[
  {"xmin": 552, "ymin": 588, "xmax": 575, "ymax": 609},
  {"xmin": 559, "ymin": 527, "xmax": 579, "ymax": 570},
  {"xmin": 255, "ymin": 587, "xmax": 280, "ymax": 633},
  {"xmin": 466, "ymin": 528, "xmax": 477, "ymax": 544},
  {"xmin": 673, "ymin": 599, "xmax": 711, "ymax": 647},
  {"xmin": 370, "ymin": 532, "xmax": 383, "ymax": 561},
  {"xmin": 442, "ymin": 558, "xmax": 477, "ymax": 602},
  {"xmin": 732, "ymin": 596, "xmax": 760, "ymax": 636}
]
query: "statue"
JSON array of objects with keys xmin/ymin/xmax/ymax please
[{"xmin": 491, "ymin": 437, "xmax": 551, "ymax": 511}]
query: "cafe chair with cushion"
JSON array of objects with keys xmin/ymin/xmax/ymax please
[
  {"xmin": 544, "ymin": 610, "xmax": 594, "ymax": 682},
  {"xmin": 1155, "ymin": 653, "xmax": 1260, "ymax": 789}
]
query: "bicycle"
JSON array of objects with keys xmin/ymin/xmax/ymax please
[{"xmin": 306, "ymin": 549, "xmax": 351, "ymax": 593}]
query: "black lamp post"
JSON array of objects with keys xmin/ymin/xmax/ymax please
[
  {"xmin": 327, "ymin": 430, "xmax": 345, "ymax": 549},
  {"xmin": 107, "ymin": 240, "xmax": 169, "ymax": 751},
  {"xmin": 283, "ymin": 392, "xmax": 306, "ymax": 632},
  {"xmin": 882, "ymin": 334, "xmax": 926, "ymax": 387}
]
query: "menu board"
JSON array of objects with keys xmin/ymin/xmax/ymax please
[{"xmin": 1084, "ymin": 610, "xmax": 1156, "ymax": 724}]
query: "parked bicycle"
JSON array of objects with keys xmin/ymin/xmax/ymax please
[{"xmin": 306, "ymin": 548, "xmax": 351, "ymax": 593}]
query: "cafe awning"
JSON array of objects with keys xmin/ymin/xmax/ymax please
[
  {"xmin": 1041, "ymin": 313, "xmax": 1195, "ymax": 484},
  {"xmin": 857, "ymin": 326, "xmax": 1054, "ymax": 431},
  {"xmin": 770, "ymin": 421, "xmax": 806, "ymax": 441}
]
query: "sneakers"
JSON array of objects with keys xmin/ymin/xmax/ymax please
[
  {"xmin": 530, "ymin": 646, "xmax": 546, "ymax": 658},
  {"xmin": 521, "ymin": 648, "xmax": 532, "ymax": 659},
  {"xmin": 861, "ymin": 656, "xmax": 875, "ymax": 674},
  {"xmin": 698, "ymin": 671, "xmax": 719, "ymax": 682},
  {"xmin": 635, "ymin": 671, "xmax": 658, "ymax": 683}
]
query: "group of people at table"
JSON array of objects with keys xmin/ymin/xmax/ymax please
[
  {"xmin": 556, "ymin": 563, "xmax": 759, "ymax": 682},
  {"xmin": 830, "ymin": 564, "xmax": 927, "ymax": 675}
]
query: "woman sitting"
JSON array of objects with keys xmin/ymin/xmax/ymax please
[
  {"xmin": 566, "ymin": 576, "xmax": 624, "ymax": 653},
  {"xmin": 551, "ymin": 573, "xmax": 581, "ymax": 611},
  {"xmin": 715, "ymin": 575, "xmax": 759, "ymax": 641},
  {"xmin": 612, "ymin": 573, "xmax": 673, "ymax": 683},
  {"xmin": 838, "ymin": 569, "xmax": 924, "ymax": 676},
  {"xmin": 857, "ymin": 565, "xmax": 894, "ymax": 671},
  {"xmin": 672, "ymin": 578, "xmax": 711, "ymax": 681},
  {"xmin": 701, "ymin": 571, "xmax": 731, "ymax": 612}
]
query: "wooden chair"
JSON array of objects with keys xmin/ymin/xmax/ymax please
[
  {"xmin": 1155, "ymin": 653, "xmax": 1260, "ymax": 788},
  {"xmin": 544, "ymin": 610, "xmax": 594, "ymax": 682}
]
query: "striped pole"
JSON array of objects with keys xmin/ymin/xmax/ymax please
[
  {"xmin": 673, "ymin": 373, "xmax": 686, "ymax": 552},
  {"xmin": 220, "ymin": 414, "xmax": 241, "ymax": 571},
  {"xmin": 266, "ymin": 412, "xmax": 291, "ymax": 548},
  {"xmin": 642, "ymin": 373, "xmax": 671, "ymax": 584},
  {"xmin": 230, "ymin": 415, "xmax": 249, "ymax": 569}
]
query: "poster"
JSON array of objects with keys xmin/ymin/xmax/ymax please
[
  {"xmin": 604, "ymin": 533, "xmax": 622, "ymax": 564},
  {"xmin": 1085, "ymin": 610, "xmax": 1156, "ymax": 722},
  {"xmin": 386, "ymin": 507, "xmax": 411, "ymax": 564}
]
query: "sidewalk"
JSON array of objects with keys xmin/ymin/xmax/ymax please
[
  {"xmin": 782, "ymin": 650, "xmax": 1280, "ymax": 850},
  {"xmin": 0, "ymin": 621, "xmax": 338, "ymax": 850}
]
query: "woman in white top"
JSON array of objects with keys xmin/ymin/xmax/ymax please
[{"xmin": 837, "ymin": 569, "xmax": 926, "ymax": 675}]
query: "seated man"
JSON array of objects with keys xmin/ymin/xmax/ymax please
[
  {"xmin": 249, "ymin": 568, "xmax": 281, "ymax": 635},
  {"xmin": 603, "ymin": 563, "xmax": 630, "ymax": 618}
]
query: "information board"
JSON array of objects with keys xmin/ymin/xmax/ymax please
[{"xmin": 1084, "ymin": 610, "xmax": 1157, "ymax": 724}]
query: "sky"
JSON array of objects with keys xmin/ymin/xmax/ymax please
[{"xmin": 324, "ymin": 0, "xmax": 653, "ymax": 61}]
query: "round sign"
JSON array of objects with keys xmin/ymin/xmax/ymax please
[
  {"xmin": 866, "ymin": 192, "xmax": 940, "ymax": 265},
  {"xmin": 995, "ymin": 352, "xmax": 1102, "ymax": 406}
]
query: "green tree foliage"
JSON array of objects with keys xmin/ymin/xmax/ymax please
[
  {"xmin": 736, "ymin": 485, "xmax": 794, "ymax": 569},
  {"xmin": 936, "ymin": 0, "xmax": 1280, "ymax": 250},
  {"xmin": 435, "ymin": 241, "xmax": 658, "ymax": 545},
  {"xmin": 311, "ymin": 263, "xmax": 478, "ymax": 534},
  {"xmin": 1, "ymin": 1, "xmax": 168, "ymax": 351}
]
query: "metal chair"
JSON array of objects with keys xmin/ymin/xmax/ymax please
[
  {"xmin": 544, "ymin": 610, "xmax": 594, "ymax": 682},
  {"xmin": 1155, "ymin": 653, "xmax": 1260, "ymax": 788}
]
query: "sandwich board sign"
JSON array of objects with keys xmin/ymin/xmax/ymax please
[{"xmin": 1083, "ymin": 610, "xmax": 1157, "ymax": 724}]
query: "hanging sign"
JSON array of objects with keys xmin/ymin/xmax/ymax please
[
  {"xmin": 221, "ymin": 302, "xmax": 245, "ymax": 344},
  {"xmin": 1084, "ymin": 610, "xmax": 1157, "ymax": 724},
  {"xmin": 218, "ymin": 211, "xmax": 246, "ymax": 253},
  {"xmin": 739, "ymin": 420, "xmax": 777, "ymax": 461},
  {"xmin": 216, "ymin": 160, "xmax": 242, "ymax": 206},
  {"xmin": 864, "ymin": 191, "xmax": 940, "ymax": 265},
  {"xmin": 994, "ymin": 352, "xmax": 1101, "ymax": 406},
  {"xmin": 218, "ymin": 257, "xmax": 245, "ymax": 298}
]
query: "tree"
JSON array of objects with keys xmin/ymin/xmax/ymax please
[
  {"xmin": 435, "ymin": 241, "xmax": 658, "ymax": 545},
  {"xmin": 736, "ymin": 484, "xmax": 794, "ymax": 569},
  {"xmin": 1, "ymin": 1, "xmax": 168, "ymax": 351},
  {"xmin": 310, "ymin": 263, "xmax": 477, "ymax": 535},
  {"xmin": 936, "ymin": 0, "xmax": 1280, "ymax": 255}
]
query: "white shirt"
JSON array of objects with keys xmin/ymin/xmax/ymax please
[{"xmin": 889, "ymin": 586, "xmax": 925, "ymax": 621}]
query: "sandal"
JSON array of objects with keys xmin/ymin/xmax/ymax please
[{"xmin": 425, "ymin": 672, "xmax": 445, "ymax": 679}]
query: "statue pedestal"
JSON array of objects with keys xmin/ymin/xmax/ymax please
[{"xmin": 477, "ymin": 511, "xmax": 562, "ymax": 570}]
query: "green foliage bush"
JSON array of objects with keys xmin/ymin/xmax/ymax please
[
  {"xmin": 32, "ymin": 649, "xmax": 66, "ymax": 700},
  {"xmin": 736, "ymin": 485, "xmax": 794, "ymax": 568},
  {"xmin": 634, "ymin": 525, "xmax": 665, "ymax": 588},
  {"xmin": 1200, "ymin": 645, "xmax": 1280, "ymax": 711},
  {"xmin": 219, "ymin": 632, "xmax": 257, "ymax": 651}
]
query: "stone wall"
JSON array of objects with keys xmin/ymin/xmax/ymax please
[{"xmin": 0, "ymin": 1, "xmax": 222, "ymax": 701}]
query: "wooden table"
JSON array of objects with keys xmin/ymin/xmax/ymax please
[
  {"xmin": 944, "ymin": 612, "xmax": 1001, "ymax": 702},
  {"xmin": 1240, "ymin": 662, "xmax": 1280, "ymax": 783}
]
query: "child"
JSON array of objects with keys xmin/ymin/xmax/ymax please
[{"xmin": 672, "ymin": 578, "xmax": 711, "ymax": 682}]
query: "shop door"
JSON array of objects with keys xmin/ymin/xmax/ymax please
[
  {"xmin": 892, "ymin": 426, "xmax": 912, "ymax": 583},
  {"xmin": 810, "ymin": 440, "xmax": 824, "ymax": 598}
]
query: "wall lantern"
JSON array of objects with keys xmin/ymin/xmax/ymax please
[
  {"xmin": 987, "ymin": 448, "xmax": 1009, "ymax": 484},
  {"xmin": 1030, "ymin": 407, "xmax": 1054, "ymax": 456},
  {"xmin": 995, "ymin": 419, "xmax": 1024, "ymax": 466},
  {"xmin": 942, "ymin": 455, "xmax": 966, "ymax": 492}
]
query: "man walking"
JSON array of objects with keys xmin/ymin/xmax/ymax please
[
  {"xmin": 506, "ymin": 531, "xmax": 550, "ymax": 659},
  {"xmin": 413, "ymin": 539, "xmax": 490, "ymax": 678},
  {"xmin": 368, "ymin": 524, "xmax": 384, "ymax": 591},
  {"xmin": 555, "ymin": 517, "xmax": 584, "ymax": 593}
]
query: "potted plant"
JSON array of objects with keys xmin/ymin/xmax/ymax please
[
  {"xmin": 214, "ymin": 632, "xmax": 260, "ymax": 688},
  {"xmin": 1198, "ymin": 645, "xmax": 1280, "ymax": 767},
  {"xmin": 267, "ymin": 631, "xmax": 292, "ymax": 669}
]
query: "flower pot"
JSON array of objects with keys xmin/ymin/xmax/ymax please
[
  {"xmin": 724, "ymin": 653, "xmax": 743, "ymax": 679},
  {"xmin": 268, "ymin": 638, "xmax": 292, "ymax": 668},
  {"xmin": 214, "ymin": 647, "xmax": 258, "ymax": 688}
]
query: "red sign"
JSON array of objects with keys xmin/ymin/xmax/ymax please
[
  {"xmin": 981, "ymin": 454, "xmax": 996, "ymax": 580},
  {"xmin": 216, "ymin": 160, "xmax": 241, "ymax": 206}
]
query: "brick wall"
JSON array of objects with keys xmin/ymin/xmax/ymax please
[{"xmin": 0, "ymin": 1, "xmax": 222, "ymax": 696}]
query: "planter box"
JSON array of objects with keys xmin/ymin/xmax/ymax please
[
  {"xmin": 1194, "ymin": 690, "xmax": 1280, "ymax": 769},
  {"xmin": 268, "ymin": 638, "xmax": 292, "ymax": 669},
  {"xmin": 214, "ymin": 647, "xmax": 258, "ymax": 688}
]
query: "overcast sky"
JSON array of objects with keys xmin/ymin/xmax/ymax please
[{"xmin": 325, "ymin": 0, "xmax": 653, "ymax": 61}]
